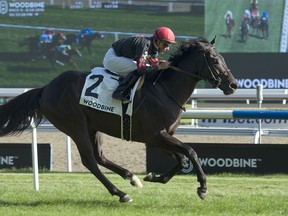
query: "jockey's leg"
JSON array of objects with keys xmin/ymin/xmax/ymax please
[{"xmin": 112, "ymin": 70, "xmax": 141, "ymax": 103}]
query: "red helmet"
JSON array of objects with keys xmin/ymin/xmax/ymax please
[{"xmin": 153, "ymin": 27, "xmax": 177, "ymax": 44}]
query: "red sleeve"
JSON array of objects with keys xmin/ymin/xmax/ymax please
[
  {"xmin": 136, "ymin": 57, "xmax": 158, "ymax": 74},
  {"xmin": 148, "ymin": 57, "xmax": 159, "ymax": 66}
]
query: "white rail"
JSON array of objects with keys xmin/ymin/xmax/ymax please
[{"xmin": 1, "ymin": 87, "xmax": 288, "ymax": 190}]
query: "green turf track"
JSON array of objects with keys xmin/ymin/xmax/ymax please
[
  {"xmin": 205, "ymin": 0, "xmax": 284, "ymax": 53},
  {"xmin": 0, "ymin": 173, "xmax": 288, "ymax": 216}
]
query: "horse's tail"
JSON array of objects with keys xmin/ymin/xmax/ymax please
[{"xmin": 0, "ymin": 88, "xmax": 44, "ymax": 136}]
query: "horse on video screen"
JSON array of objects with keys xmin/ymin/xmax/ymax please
[
  {"xmin": 225, "ymin": 15, "xmax": 235, "ymax": 38},
  {"xmin": 240, "ymin": 19, "xmax": 249, "ymax": 43},
  {"xmin": 19, "ymin": 35, "xmax": 42, "ymax": 57},
  {"xmin": 0, "ymin": 37, "xmax": 238, "ymax": 203},
  {"xmin": 260, "ymin": 18, "xmax": 269, "ymax": 40},
  {"xmin": 45, "ymin": 47, "xmax": 82, "ymax": 70},
  {"xmin": 65, "ymin": 32, "xmax": 104, "ymax": 55}
]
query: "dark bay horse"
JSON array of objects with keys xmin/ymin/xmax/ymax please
[
  {"xmin": 225, "ymin": 16, "xmax": 234, "ymax": 38},
  {"xmin": 0, "ymin": 37, "xmax": 238, "ymax": 203},
  {"xmin": 45, "ymin": 47, "xmax": 82, "ymax": 70},
  {"xmin": 19, "ymin": 35, "xmax": 41, "ymax": 57},
  {"xmin": 65, "ymin": 32, "xmax": 104, "ymax": 55},
  {"xmin": 260, "ymin": 18, "xmax": 269, "ymax": 40},
  {"xmin": 240, "ymin": 19, "xmax": 249, "ymax": 43}
]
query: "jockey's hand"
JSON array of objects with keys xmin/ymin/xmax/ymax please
[{"xmin": 158, "ymin": 60, "xmax": 170, "ymax": 70}]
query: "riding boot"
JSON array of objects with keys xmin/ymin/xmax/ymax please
[{"xmin": 112, "ymin": 70, "xmax": 141, "ymax": 102}]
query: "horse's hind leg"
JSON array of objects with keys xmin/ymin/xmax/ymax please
[
  {"xmin": 145, "ymin": 131, "xmax": 207, "ymax": 200},
  {"xmin": 92, "ymin": 132, "xmax": 143, "ymax": 188},
  {"xmin": 45, "ymin": 117, "xmax": 132, "ymax": 202},
  {"xmin": 144, "ymin": 151, "xmax": 187, "ymax": 183},
  {"xmin": 70, "ymin": 129, "xmax": 133, "ymax": 202}
]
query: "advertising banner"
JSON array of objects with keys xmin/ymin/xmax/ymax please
[
  {"xmin": 0, "ymin": 143, "xmax": 51, "ymax": 170},
  {"xmin": 221, "ymin": 53, "xmax": 288, "ymax": 89},
  {"xmin": 147, "ymin": 143, "xmax": 288, "ymax": 174}
]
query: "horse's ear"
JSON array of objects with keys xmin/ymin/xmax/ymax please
[{"xmin": 210, "ymin": 36, "xmax": 217, "ymax": 45}]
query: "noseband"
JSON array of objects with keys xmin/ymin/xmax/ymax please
[{"xmin": 170, "ymin": 48, "xmax": 222, "ymax": 87}]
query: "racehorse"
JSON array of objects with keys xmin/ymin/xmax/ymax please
[
  {"xmin": 260, "ymin": 18, "xmax": 269, "ymax": 40},
  {"xmin": 0, "ymin": 37, "xmax": 238, "ymax": 203},
  {"xmin": 45, "ymin": 47, "xmax": 82, "ymax": 70},
  {"xmin": 250, "ymin": 8, "xmax": 260, "ymax": 30},
  {"xmin": 19, "ymin": 35, "xmax": 42, "ymax": 57},
  {"xmin": 240, "ymin": 19, "xmax": 249, "ymax": 43},
  {"xmin": 19, "ymin": 33, "xmax": 67, "ymax": 60},
  {"xmin": 65, "ymin": 32, "xmax": 104, "ymax": 55},
  {"xmin": 225, "ymin": 15, "xmax": 234, "ymax": 38}
]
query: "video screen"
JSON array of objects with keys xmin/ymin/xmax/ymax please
[
  {"xmin": 0, "ymin": 0, "xmax": 204, "ymax": 87},
  {"xmin": 205, "ymin": 0, "xmax": 285, "ymax": 53}
]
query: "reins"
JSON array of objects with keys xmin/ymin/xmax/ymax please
[
  {"xmin": 170, "ymin": 51, "xmax": 222, "ymax": 88},
  {"xmin": 134, "ymin": 43, "xmax": 222, "ymax": 113},
  {"xmin": 169, "ymin": 65, "xmax": 203, "ymax": 80}
]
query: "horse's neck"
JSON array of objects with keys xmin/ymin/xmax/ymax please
[{"xmin": 161, "ymin": 70, "xmax": 198, "ymax": 106}]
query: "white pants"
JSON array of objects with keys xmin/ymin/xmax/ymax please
[{"xmin": 103, "ymin": 48, "xmax": 137, "ymax": 76}]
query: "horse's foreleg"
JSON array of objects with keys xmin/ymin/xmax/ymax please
[
  {"xmin": 87, "ymin": 45, "xmax": 92, "ymax": 55},
  {"xmin": 147, "ymin": 131, "xmax": 207, "ymax": 200},
  {"xmin": 92, "ymin": 132, "xmax": 143, "ymax": 188}
]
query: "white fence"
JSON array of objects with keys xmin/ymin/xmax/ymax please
[
  {"xmin": 1, "ymin": 87, "xmax": 287, "ymax": 145},
  {"xmin": 0, "ymin": 24, "xmax": 196, "ymax": 42},
  {"xmin": 1, "ymin": 87, "xmax": 288, "ymax": 190}
]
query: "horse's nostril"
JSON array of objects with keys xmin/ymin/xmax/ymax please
[{"xmin": 230, "ymin": 83, "xmax": 239, "ymax": 90}]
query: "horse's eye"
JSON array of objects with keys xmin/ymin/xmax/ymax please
[{"xmin": 214, "ymin": 59, "xmax": 219, "ymax": 64}]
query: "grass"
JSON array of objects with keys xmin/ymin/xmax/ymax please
[
  {"xmin": 0, "ymin": 173, "xmax": 287, "ymax": 215},
  {"xmin": 0, "ymin": 7, "xmax": 204, "ymax": 87}
]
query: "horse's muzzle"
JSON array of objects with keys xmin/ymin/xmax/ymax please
[{"xmin": 224, "ymin": 82, "xmax": 239, "ymax": 95}]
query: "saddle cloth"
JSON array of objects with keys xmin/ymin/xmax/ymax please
[{"xmin": 79, "ymin": 67, "xmax": 140, "ymax": 117}]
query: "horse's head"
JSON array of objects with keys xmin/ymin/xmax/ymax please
[
  {"xmin": 201, "ymin": 37, "xmax": 238, "ymax": 95},
  {"xmin": 91, "ymin": 32, "xmax": 104, "ymax": 39},
  {"xmin": 169, "ymin": 37, "xmax": 238, "ymax": 95}
]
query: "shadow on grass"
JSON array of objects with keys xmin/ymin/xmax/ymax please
[
  {"xmin": 0, "ymin": 198, "xmax": 115, "ymax": 207},
  {"xmin": 0, "ymin": 52, "xmax": 35, "ymax": 62}
]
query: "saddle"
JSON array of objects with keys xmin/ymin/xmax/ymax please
[{"xmin": 79, "ymin": 67, "xmax": 143, "ymax": 140}]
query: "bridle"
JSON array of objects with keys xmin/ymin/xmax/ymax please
[
  {"xmin": 169, "ymin": 49, "xmax": 222, "ymax": 88},
  {"xmin": 135, "ymin": 44, "xmax": 224, "ymax": 113}
]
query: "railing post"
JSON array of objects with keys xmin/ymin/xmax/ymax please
[
  {"xmin": 256, "ymin": 84, "xmax": 263, "ymax": 144},
  {"xmin": 66, "ymin": 136, "xmax": 72, "ymax": 172},
  {"xmin": 31, "ymin": 117, "xmax": 39, "ymax": 191}
]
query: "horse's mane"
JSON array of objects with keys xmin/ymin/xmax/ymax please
[{"xmin": 169, "ymin": 37, "xmax": 210, "ymax": 66}]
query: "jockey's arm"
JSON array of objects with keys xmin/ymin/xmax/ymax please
[{"xmin": 136, "ymin": 57, "xmax": 158, "ymax": 74}]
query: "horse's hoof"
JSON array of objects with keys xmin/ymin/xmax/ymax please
[
  {"xmin": 130, "ymin": 175, "xmax": 143, "ymax": 188},
  {"xmin": 119, "ymin": 194, "xmax": 133, "ymax": 203},
  {"xmin": 143, "ymin": 172, "xmax": 154, "ymax": 182},
  {"xmin": 197, "ymin": 187, "xmax": 208, "ymax": 200}
]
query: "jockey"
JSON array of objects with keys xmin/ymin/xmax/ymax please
[
  {"xmin": 39, "ymin": 29, "xmax": 56, "ymax": 48},
  {"xmin": 261, "ymin": 10, "xmax": 269, "ymax": 21},
  {"xmin": 76, "ymin": 27, "xmax": 94, "ymax": 44},
  {"xmin": 57, "ymin": 44, "xmax": 71, "ymax": 56},
  {"xmin": 251, "ymin": 7, "xmax": 259, "ymax": 19},
  {"xmin": 39, "ymin": 32, "xmax": 53, "ymax": 48},
  {"xmin": 224, "ymin": 10, "xmax": 233, "ymax": 20},
  {"xmin": 39, "ymin": 34, "xmax": 53, "ymax": 44},
  {"xmin": 243, "ymin": 9, "xmax": 251, "ymax": 22},
  {"xmin": 43, "ymin": 29, "xmax": 55, "ymax": 36},
  {"xmin": 103, "ymin": 26, "xmax": 177, "ymax": 102}
]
